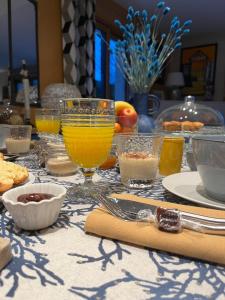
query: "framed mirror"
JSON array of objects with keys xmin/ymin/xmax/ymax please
[{"xmin": 0, "ymin": 0, "xmax": 39, "ymax": 105}]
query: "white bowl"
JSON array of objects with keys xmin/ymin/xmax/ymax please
[{"xmin": 2, "ymin": 183, "xmax": 67, "ymax": 230}]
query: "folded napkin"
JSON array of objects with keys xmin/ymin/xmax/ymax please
[
  {"xmin": 0, "ymin": 237, "xmax": 12, "ymax": 270},
  {"xmin": 85, "ymin": 194, "xmax": 225, "ymax": 265}
]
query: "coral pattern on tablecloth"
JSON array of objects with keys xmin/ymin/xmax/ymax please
[{"xmin": 0, "ymin": 156, "xmax": 225, "ymax": 299}]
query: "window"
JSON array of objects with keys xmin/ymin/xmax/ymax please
[
  {"xmin": 95, "ymin": 28, "xmax": 106, "ymax": 98},
  {"xmin": 109, "ymin": 38, "xmax": 126, "ymax": 100},
  {"xmin": 94, "ymin": 24, "xmax": 126, "ymax": 100}
]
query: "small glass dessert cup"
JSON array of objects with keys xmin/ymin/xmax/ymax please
[
  {"xmin": 100, "ymin": 115, "xmax": 138, "ymax": 170},
  {"xmin": 116, "ymin": 133, "xmax": 163, "ymax": 189},
  {"xmin": 5, "ymin": 125, "xmax": 32, "ymax": 155},
  {"xmin": 45, "ymin": 142, "xmax": 78, "ymax": 176}
]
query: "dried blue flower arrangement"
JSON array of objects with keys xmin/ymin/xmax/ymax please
[{"xmin": 114, "ymin": 1, "xmax": 192, "ymax": 93}]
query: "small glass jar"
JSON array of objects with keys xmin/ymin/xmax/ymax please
[
  {"xmin": 45, "ymin": 143, "xmax": 78, "ymax": 176},
  {"xmin": 159, "ymin": 136, "xmax": 184, "ymax": 176}
]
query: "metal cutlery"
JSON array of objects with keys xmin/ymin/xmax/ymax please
[
  {"xmin": 95, "ymin": 193, "xmax": 225, "ymax": 236},
  {"xmin": 110, "ymin": 197, "xmax": 225, "ymax": 225}
]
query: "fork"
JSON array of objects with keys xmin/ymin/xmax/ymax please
[
  {"xmin": 97, "ymin": 193, "xmax": 134, "ymax": 221},
  {"xmin": 95, "ymin": 193, "xmax": 225, "ymax": 235}
]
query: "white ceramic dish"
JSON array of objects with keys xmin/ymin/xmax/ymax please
[
  {"xmin": 2, "ymin": 183, "xmax": 67, "ymax": 230},
  {"xmin": 162, "ymin": 171, "xmax": 225, "ymax": 210}
]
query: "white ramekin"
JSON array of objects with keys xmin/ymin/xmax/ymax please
[{"xmin": 2, "ymin": 183, "xmax": 67, "ymax": 230}]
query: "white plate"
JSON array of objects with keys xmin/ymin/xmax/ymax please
[
  {"xmin": 162, "ymin": 171, "xmax": 225, "ymax": 210},
  {"xmin": 0, "ymin": 172, "xmax": 35, "ymax": 201}
]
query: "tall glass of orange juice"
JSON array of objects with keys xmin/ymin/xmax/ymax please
[
  {"xmin": 61, "ymin": 98, "xmax": 115, "ymax": 202},
  {"xmin": 35, "ymin": 109, "xmax": 61, "ymax": 138},
  {"xmin": 159, "ymin": 136, "xmax": 184, "ymax": 176}
]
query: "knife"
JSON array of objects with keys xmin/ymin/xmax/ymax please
[
  {"xmin": 110, "ymin": 197, "xmax": 225, "ymax": 225},
  {"xmin": 105, "ymin": 196, "xmax": 225, "ymax": 235}
]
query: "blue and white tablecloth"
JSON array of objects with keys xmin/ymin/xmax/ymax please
[{"xmin": 0, "ymin": 156, "xmax": 225, "ymax": 300}]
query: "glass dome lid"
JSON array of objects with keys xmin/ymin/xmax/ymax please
[{"xmin": 155, "ymin": 96, "xmax": 225, "ymax": 134}]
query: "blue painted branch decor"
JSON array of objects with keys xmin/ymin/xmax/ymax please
[{"xmin": 114, "ymin": 1, "xmax": 192, "ymax": 94}]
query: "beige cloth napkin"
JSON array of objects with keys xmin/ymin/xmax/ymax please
[
  {"xmin": 0, "ymin": 237, "xmax": 12, "ymax": 270},
  {"xmin": 85, "ymin": 193, "xmax": 225, "ymax": 265}
]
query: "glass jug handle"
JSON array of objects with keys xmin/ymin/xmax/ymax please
[{"xmin": 148, "ymin": 94, "xmax": 160, "ymax": 116}]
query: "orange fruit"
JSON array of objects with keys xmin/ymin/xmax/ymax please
[
  {"xmin": 121, "ymin": 127, "xmax": 134, "ymax": 133},
  {"xmin": 114, "ymin": 122, "xmax": 122, "ymax": 133},
  {"xmin": 100, "ymin": 156, "xmax": 117, "ymax": 169},
  {"xmin": 99, "ymin": 100, "xmax": 108, "ymax": 109}
]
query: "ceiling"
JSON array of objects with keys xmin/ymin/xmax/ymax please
[{"xmin": 114, "ymin": 0, "xmax": 225, "ymax": 35}]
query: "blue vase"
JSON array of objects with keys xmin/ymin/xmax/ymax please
[{"xmin": 132, "ymin": 93, "xmax": 160, "ymax": 133}]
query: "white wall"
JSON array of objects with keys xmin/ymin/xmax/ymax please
[{"xmin": 167, "ymin": 34, "xmax": 225, "ymax": 102}]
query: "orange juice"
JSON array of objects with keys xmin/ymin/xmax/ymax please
[
  {"xmin": 159, "ymin": 136, "xmax": 184, "ymax": 176},
  {"xmin": 62, "ymin": 126, "xmax": 114, "ymax": 168},
  {"xmin": 35, "ymin": 118, "xmax": 60, "ymax": 134}
]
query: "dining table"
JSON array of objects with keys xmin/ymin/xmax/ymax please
[{"xmin": 0, "ymin": 154, "xmax": 225, "ymax": 300}]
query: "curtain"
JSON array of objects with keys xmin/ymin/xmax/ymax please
[{"xmin": 62, "ymin": 0, "xmax": 96, "ymax": 97}]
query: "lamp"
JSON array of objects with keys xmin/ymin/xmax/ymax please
[{"xmin": 166, "ymin": 72, "xmax": 185, "ymax": 100}]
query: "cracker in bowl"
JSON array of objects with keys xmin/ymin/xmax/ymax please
[
  {"xmin": 0, "ymin": 161, "xmax": 29, "ymax": 192},
  {"xmin": 0, "ymin": 175, "xmax": 14, "ymax": 193}
]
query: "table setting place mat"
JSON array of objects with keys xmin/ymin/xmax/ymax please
[
  {"xmin": 85, "ymin": 193, "xmax": 225, "ymax": 265},
  {"xmin": 0, "ymin": 237, "xmax": 12, "ymax": 271}
]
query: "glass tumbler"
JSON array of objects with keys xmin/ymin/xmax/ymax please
[
  {"xmin": 159, "ymin": 136, "xmax": 184, "ymax": 176},
  {"xmin": 116, "ymin": 133, "xmax": 163, "ymax": 189},
  {"xmin": 5, "ymin": 125, "xmax": 32, "ymax": 154},
  {"xmin": 35, "ymin": 108, "xmax": 61, "ymax": 140}
]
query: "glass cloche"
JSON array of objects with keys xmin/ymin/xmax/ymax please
[
  {"xmin": 41, "ymin": 83, "xmax": 81, "ymax": 109},
  {"xmin": 155, "ymin": 96, "xmax": 225, "ymax": 135}
]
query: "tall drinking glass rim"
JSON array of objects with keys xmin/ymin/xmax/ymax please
[
  {"xmin": 35, "ymin": 108, "xmax": 61, "ymax": 113},
  {"xmin": 116, "ymin": 133, "xmax": 162, "ymax": 138},
  {"xmin": 61, "ymin": 98, "xmax": 115, "ymax": 117},
  {"xmin": 61, "ymin": 98, "xmax": 115, "ymax": 108},
  {"xmin": 62, "ymin": 98, "xmax": 114, "ymax": 102}
]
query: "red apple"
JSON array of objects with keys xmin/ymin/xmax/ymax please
[{"xmin": 118, "ymin": 108, "xmax": 138, "ymax": 127}]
